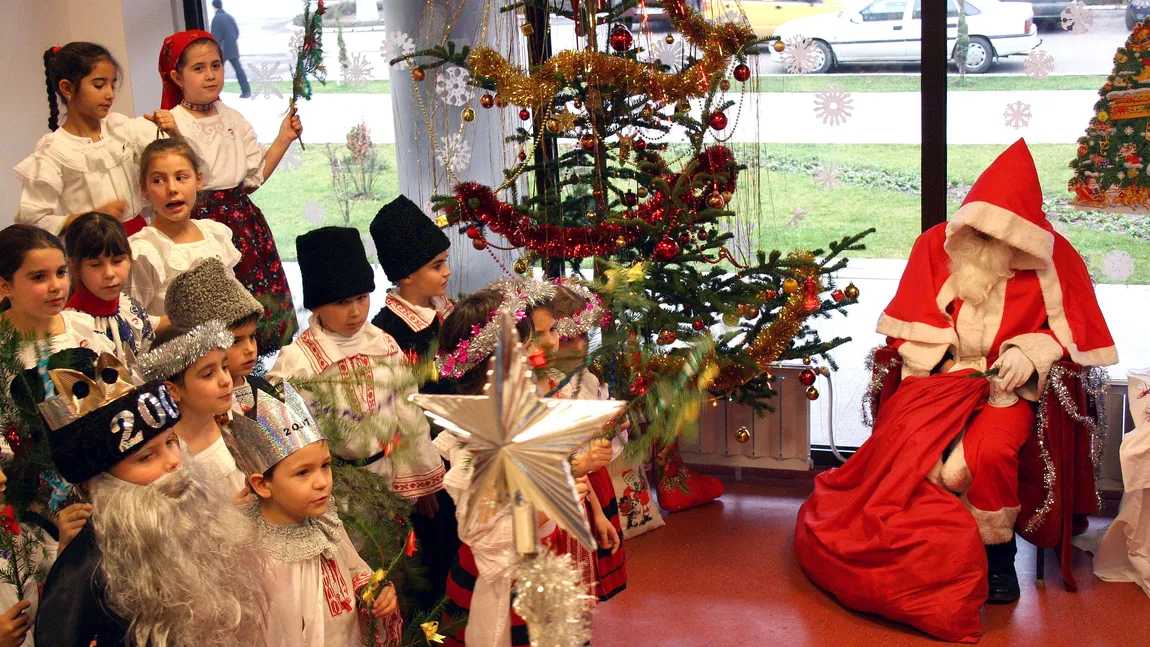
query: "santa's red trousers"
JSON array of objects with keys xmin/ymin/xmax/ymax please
[{"xmin": 960, "ymin": 399, "xmax": 1035, "ymax": 542}]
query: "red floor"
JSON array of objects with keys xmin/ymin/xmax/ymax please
[{"xmin": 591, "ymin": 477, "xmax": 1147, "ymax": 647}]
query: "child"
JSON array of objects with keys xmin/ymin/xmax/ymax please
[
  {"xmin": 161, "ymin": 257, "xmax": 269, "ymax": 418},
  {"xmin": 128, "ymin": 138, "xmax": 241, "ymax": 317},
  {"xmin": 15, "ymin": 42, "xmax": 178, "ymax": 236},
  {"xmin": 270, "ymin": 227, "xmax": 444, "ymax": 500},
  {"xmin": 369, "ymin": 195, "xmax": 454, "ymax": 362},
  {"xmin": 160, "ymin": 29, "xmax": 301, "ymax": 351},
  {"xmin": 63, "ymin": 212, "xmax": 156, "ymax": 360},
  {"xmin": 138, "ymin": 319, "xmax": 247, "ymax": 502},
  {"xmin": 0, "ymin": 225, "xmax": 114, "ymax": 370},
  {"xmin": 433, "ymin": 283, "xmax": 583, "ymax": 647},
  {"xmin": 33, "ymin": 352, "xmax": 268, "ymax": 646},
  {"xmin": 232, "ymin": 382, "xmax": 403, "ymax": 646},
  {"xmin": 0, "ymin": 440, "xmax": 51, "ymax": 647},
  {"xmin": 368, "ymin": 195, "xmax": 457, "ymax": 610}
]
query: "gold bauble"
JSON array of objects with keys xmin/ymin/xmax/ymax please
[
  {"xmin": 434, "ymin": 214, "xmax": 449, "ymax": 228},
  {"xmin": 513, "ymin": 258, "xmax": 529, "ymax": 275},
  {"xmin": 805, "ymin": 386, "xmax": 820, "ymax": 401},
  {"xmin": 772, "ymin": 39, "xmax": 786, "ymax": 53},
  {"xmin": 676, "ymin": 99, "xmax": 691, "ymax": 113},
  {"xmin": 734, "ymin": 426, "xmax": 751, "ymax": 443},
  {"xmin": 665, "ymin": 33, "xmax": 675, "ymax": 45},
  {"xmin": 461, "ymin": 107, "xmax": 476, "ymax": 122},
  {"xmin": 844, "ymin": 282, "xmax": 860, "ymax": 300},
  {"xmin": 615, "ymin": 236, "xmax": 627, "ymax": 249},
  {"xmin": 782, "ymin": 278, "xmax": 800, "ymax": 294},
  {"xmin": 721, "ymin": 312, "xmax": 739, "ymax": 326},
  {"xmin": 472, "ymin": 238, "xmax": 488, "ymax": 251},
  {"xmin": 744, "ymin": 306, "xmax": 760, "ymax": 319},
  {"xmin": 764, "ymin": 371, "xmax": 776, "ymax": 382},
  {"xmin": 719, "ymin": 79, "xmax": 731, "ymax": 92},
  {"xmin": 706, "ymin": 191, "xmax": 726, "ymax": 209},
  {"xmin": 641, "ymin": 106, "xmax": 653, "ymax": 119},
  {"xmin": 802, "ymin": 356, "xmax": 812, "ymax": 365},
  {"xmin": 721, "ymin": 191, "xmax": 734, "ymax": 203},
  {"xmin": 411, "ymin": 67, "xmax": 426, "ymax": 82},
  {"xmin": 1097, "ymin": 110, "xmax": 1109, "ymax": 122},
  {"xmin": 737, "ymin": 303, "xmax": 750, "ymax": 318},
  {"xmin": 480, "ymin": 93, "xmax": 495, "ymax": 109},
  {"xmin": 546, "ymin": 119, "xmax": 561, "ymax": 132},
  {"xmin": 637, "ymin": 186, "xmax": 649, "ymax": 198}
]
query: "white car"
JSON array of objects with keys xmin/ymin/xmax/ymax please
[{"xmin": 773, "ymin": 0, "xmax": 1038, "ymax": 74}]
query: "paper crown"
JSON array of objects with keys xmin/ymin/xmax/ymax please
[
  {"xmin": 137, "ymin": 319, "xmax": 235, "ymax": 382},
  {"xmin": 231, "ymin": 381, "xmax": 326, "ymax": 475},
  {"xmin": 37, "ymin": 353, "xmax": 142, "ymax": 431}
]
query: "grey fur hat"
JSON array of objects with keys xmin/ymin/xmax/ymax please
[{"xmin": 165, "ymin": 258, "xmax": 263, "ymax": 329}]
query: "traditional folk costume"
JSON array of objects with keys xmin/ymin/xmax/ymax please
[
  {"xmin": 14, "ymin": 113, "xmax": 159, "ymax": 236},
  {"xmin": 795, "ymin": 140, "xmax": 1117, "ymax": 642},
  {"xmin": 16, "ymin": 311, "xmax": 115, "ymax": 372},
  {"xmin": 0, "ymin": 440, "xmax": 58, "ymax": 647},
  {"xmin": 368, "ymin": 197, "xmax": 459, "ymax": 609},
  {"xmin": 269, "ymin": 228, "xmax": 444, "ymax": 497},
  {"xmin": 160, "ymin": 30, "xmax": 299, "ymax": 352},
  {"xmin": 64, "ymin": 287, "xmax": 154, "ymax": 362},
  {"xmin": 232, "ymin": 384, "xmax": 403, "ymax": 647},
  {"xmin": 127, "ymin": 218, "xmax": 241, "ymax": 316}
]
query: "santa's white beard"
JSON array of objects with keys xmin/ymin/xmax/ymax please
[
  {"xmin": 88, "ymin": 464, "xmax": 269, "ymax": 647},
  {"xmin": 948, "ymin": 229, "xmax": 1015, "ymax": 306}
]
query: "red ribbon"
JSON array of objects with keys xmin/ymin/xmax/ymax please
[{"xmin": 404, "ymin": 530, "xmax": 417, "ymax": 557}]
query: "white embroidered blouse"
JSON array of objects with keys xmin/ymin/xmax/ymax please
[
  {"xmin": 172, "ymin": 102, "xmax": 266, "ymax": 190},
  {"xmin": 127, "ymin": 220, "xmax": 242, "ymax": 316}
]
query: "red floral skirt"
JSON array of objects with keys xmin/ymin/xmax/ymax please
[
  {"xmin": 194, "ymin": 185, "xmax": 298, "ymax": 352},
  {"xmin": 441, "ymin": 543, "xmax": 531, "ymax": 647},
  {"xmin": 588, "ymin": 468, "xmax": 627, "ymax": 601}
]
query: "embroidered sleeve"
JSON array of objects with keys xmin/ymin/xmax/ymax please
[
  {"xmin": 14, "ymin": 148, "xmax": 67, "ymax": 234},
  {"xmin": 128, "ymin": 240, "xmax": 164, "ymax": 315}
]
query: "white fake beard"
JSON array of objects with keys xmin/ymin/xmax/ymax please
[
  {"xmin": 88, "ymin": 464, "xmax": 269, "ymax": 647},
  {"xmin": 948, "ymin": 228, "xmax": 1015, "ymax": 306}
]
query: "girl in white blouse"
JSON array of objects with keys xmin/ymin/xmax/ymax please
[
  {"xmin": 158, "ymin": 30, "xmax": 302, "ymax": 352},
  {"xmin": 128, "ymin": 139, "xmax": 240, "ymax": 317},
  {"xmin": 14, "ymin": 42, "xmax": 179, "ymax": 236}
]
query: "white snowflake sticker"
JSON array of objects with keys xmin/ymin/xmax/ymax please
[
  {"xmin": 1101, "ymin": 249, "xmax": 1135, "ymax": 282},
  {"xmin": 1024, "ymin": 50, "xmax": 1055, "ymax": 80},
  {"xmin": 788, "ymin": 207, "xmax": 808, "ymax": 227},
  {"xmin": 718, "ymin": 9, "xmax": 749, "ymax": 26},
  {"xmin": 813, "ymin": 163, "xmax": 844, "ymax": 192},
  {"xmin": 288, "ymin": 31, "xmax": 304, "ymax": 56},
  {"xmin": 1061, "ymin": 1, "xmax": 1094, "ymax": 35},
  {"xmin": 651, "ymin": 38, "xmax": 685, "ymax": 72},
  {"xmin": 813, "ymin": 85, "xmax": 853, "ymax": 126},
  {"xmin": 384, "ymin": 30, "xmax": 415, "ymax": 69},
  {"xmin": 252, "ymin": 62, "xmax": 283, "ymax": 99},
  {"xmin": 303, "ymin": 201, "xmax": 326, "ymax": 226},
  {"xmin": 1003, "ymin": 100, "xmax": 1032, "ymax": 129},
  {"xmin": 280, "ymin": 141, "xmax": 302, "ymax": 173},
  {"xmin": 341, "ymin": 52, "xmax": 374, "ymax": 88},
  {"xmin": 438, "ymin": 133, "xmax": 473, "ymax": 173},
  {"xmin": 780, "ymin": 36, "xmax": 823, "ymax": 75},
  {"xmin": 435, "ymin": 67, "xmax": 473, "ymax": 107}
]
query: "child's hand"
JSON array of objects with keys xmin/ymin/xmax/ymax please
[
  {"xmin": 0, "ymin": 600, "xmax": 31, "ymax": 647},
  {"xmin": 592, "ymin": 509, "xmax": 620, "ymax": 555},
  {"xmin": 278, "ymin": 108, "xmax": 303, "ymax": 143},
  {"xmin": 371, "ymin": 583, "xmax": 397, "ymax": 618},
  {"xmin": 88, "ymin": 200, "xmax": 128, "ymax": 223},
  {"xmin": 584, "ymin": 439, "xmax": 613, "ymax": 474},
  {"xmin": 57, "ymin": 502, "xmax": 93, "ymax": 552},
  {"xmin": 574, "ymin": 475, "xmax": 591, "ymax": 503},
  {"xmin": 144, "ymin": 109, "xmax": 180, "ymax": 137},
  {"xmin": 415, "ymin": 493, "xmax": 439, "ymax": 518},
  {"xmin": 232, "ymin": 485, "xmax": 254, "ymax": 507}
]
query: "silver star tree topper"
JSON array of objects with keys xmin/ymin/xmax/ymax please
[{"xmin": 412, "ymin": 313, "xmax": 625, "ymax": 551}]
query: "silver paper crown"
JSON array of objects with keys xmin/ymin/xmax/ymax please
[
  {"xmin": 38, "ymin": 353, "xmax": 143, "ymax": 431},
  {"xmin": 137, "ymin": 319, "xmax": 235, "ymax": 382},
  {"xmin": 231, "ymin": 381, "xmax": 326, "ymax": 474}
]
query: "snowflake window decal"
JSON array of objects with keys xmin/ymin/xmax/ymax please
[
  {"xmin": 252, "ymin": 62, "xmax": 284, "ymax": 100},
  {"xmin": 302, "ymin": 201, "xmax": 326, "ymax": 226},
  {"xmin": 1101, "ymin": 250, "xmax": 1135, "ymax": 282},
  {"xmin": 1024, "ymin": 50, "xmax": 1055, "ymax": 80},
  {"xmin": 1061, "ymin": 1, "xmax": 1094, "ymax": 35},
  {"xmin": 438, "ymin": 133, "xmax": 473, "ymax": 173},
  {"xmin": 288, "ymin": 31, "xmax": 304, "ymax": 56},
  {"xmin": 780, "ymin": 36, "xmax": 823, "ymax": 75},
  {"xmin": 651, "ymin": 37, "xmax": 685, "ymax": 72},
  {"xmin": 787, "ymin": 207, "xmax": 808, "ymax": 227},
  {"xmin": 280, "ymin": 141, "xmax": 302, "ymax": 173},
  {"xmin": 384, "ymin": 30, "xmax": 416, "ymax": 69},
  {"xmin": 341, "ymin": 52, "xmax": 374, "ymax": 89},
  {"xmin": 1003, "ymin": 100, "xmax": 1032, "ymax": 129},
  {"xmin": 813, "ymin": 163, "xmax": 843, "ymax": 192},
  {"xmin": 813, "ymin": 85, "xmax": 853, "ymax": 126},
  {"xmin": 717, "ymin": 9, "xmax": 750, "ymax": 26},
  {"xmin": 436, "ymin": 67, "xmax": 473, "ymax": 107}
]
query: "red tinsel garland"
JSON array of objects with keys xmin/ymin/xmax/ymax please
[{"xmin": 444, "ymin": 145, "xmax": 738, "ymax": 260}]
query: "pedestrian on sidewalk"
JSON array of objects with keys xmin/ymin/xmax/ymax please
[{"xmin": 210, "ymin": 0, "xmax": 250, "ymax": 98}]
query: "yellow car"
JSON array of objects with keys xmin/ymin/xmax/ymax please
[{"xmin": 702, "ymin": 0, "xmax": 852, "ymax": 36}]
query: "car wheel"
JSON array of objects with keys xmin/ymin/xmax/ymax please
[
  {"xmin": 962, "ymin": 36, "xmax": 993, "ymax": 75},
  {"xmin": 810, "ymin": 40, "xmax": 833, "ymax": 74}
]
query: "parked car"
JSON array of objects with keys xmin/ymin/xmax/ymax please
[
  {"xmin": 701, "ymin": 0, "xmax": 852, "ymax": 36},
  {"xmin": 1130, "ymin": 1, "xmax": 1150, "ymax": 30},
  {"xmin": 998, "ymin": 1, "xmax": 1066, "ymax": 25},
  {"xmin": 772, "ymin": 0, "xmax": 1038, "ymax": 74}
]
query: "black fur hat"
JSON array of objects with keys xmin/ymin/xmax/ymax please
[
  {"xmin": 369, "ymin": 195, "xmax": 450, "ymax": 283},
  {"xmin": 296, "ymin": 226, "xmax": 376, "ymax": 309}
]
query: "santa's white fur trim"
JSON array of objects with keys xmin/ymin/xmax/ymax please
[
  {"xmin": 952, "ymin": 281, "xmax": 1007, "ymax": 363},
  {"xmin": 961, "ymin": 495, "xmax": 1020, "ymax": 545},
  {"xmin": 1001, "ymin": 333, "xmax": 1066, "ymax": 401},
  {"xmin": 896, "ymin": 340, "xmax": 951, "ymax": 379},
  {"xmin": 947, "ymin": 202, "xmax": 1053, "ymax": 270},
  {"xmin": 876, "ymin": 313, "xmax": 957, "ymax": 346},
  {"xmin": 942, "ymin": 439, "xmax": 974, "ymax": 494},
  {"xmin": 1035, "ymin": 265, "xmax": 1119, "ymax": 367}
]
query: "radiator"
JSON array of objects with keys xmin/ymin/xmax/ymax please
[
  {"xmin": 1098, "ymin": 378, "xmax": 1135, "ymax": 495},
  {"xmin": 679, "ymin": 366, "xmax": 812, "ymax": 472}
]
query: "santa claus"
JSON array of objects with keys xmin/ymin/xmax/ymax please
[{"xmin": 795, "ymin": 140, "xmax": 1117, "ymax": 642}]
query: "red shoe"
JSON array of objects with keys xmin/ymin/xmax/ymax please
[{"xmin": 654, "ymin": 443, "xmax": 723, "ymax": 513}]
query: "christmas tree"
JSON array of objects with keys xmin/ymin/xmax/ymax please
[
  {"xmin": 1069, "ymin": 18, "xmax": 1150, "ymax": 212},
  {"xmin": 399, "ymin": 0, "xmax": 872, "ymax": 430}
]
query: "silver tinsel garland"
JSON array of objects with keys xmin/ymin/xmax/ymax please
[
  {"xmin": 435, "ymin": 279, "xmax": 556, "ymax": 378},
  {"xmin": 861, "ymin": 347, "xmax": 899, "ymax": 428},
  {"xmin": 512, "ymin": 551, "xmax": 595, "ymax": 647},
  {"xmin": 138, "ymin": 319, "xmax": 234, "ymax": 382}
]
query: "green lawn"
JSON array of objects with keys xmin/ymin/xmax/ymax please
[
  {"xmin": 225, "ymin": 79, "xmax": 393, "ymax": 96},
  {"xmin": 252, "ymin": 142, "xmax": 1148, "ymax": 283}
]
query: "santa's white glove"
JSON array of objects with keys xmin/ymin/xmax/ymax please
[{"xmin": 991, "ymin": 347, "xmax": 1035, "ymax": 392}]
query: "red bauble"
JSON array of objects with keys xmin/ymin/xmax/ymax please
[
  {"xmin": 733, "ymin": 63, "xmax": 751, "ymax": 83},
  {"xmin": 517, "ymin": 150, "xmax": 527, "ymax": 161},
  {"xmin": 653, "ymin": 237, "xmax": 680, "ymax": 262},
  {"xmin": 480, "ymin": 94, "xmax": 495, "ymax": 109},
  {"xmin": 697, "ymin": 228, "xmax": 709, "ymax": 241},
  {"xmin": 580, "ymin": 133, "xmax": 597, "ymax": 151},
  {"xmin": 518, "ymin": 108, "xmax": 531, "ymax": 121},
  {"xmin": 609, "ymin": 24, "xmax": 634, "ymax": 52},
  {"xmin": 799, "ymin": 368, "xmax": 817, "ymax": 386},
  {"xmin": 692, "ymin": 320, "xmax": 706, "ymax": 331},
  {"xmin": 466, "ymin": 225, "xmax": 481, "ymax": 239},
  {"xmin": 679, "ymin": 232, "xmax": 692, "ymax": 245},
  {"xmin": 634, "ymin": 138, "xmax": 647, "ymax": 151},
  {"xmin": 764, "ymin": 289, "xmax": 778, "ymax": 300},
  {"xmin": 708, "ymin": 111, "xmax": 729, "ymax": 131}
]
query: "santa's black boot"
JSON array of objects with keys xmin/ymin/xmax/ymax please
[{"xmin": 985, "ymin": 536, "xmax": 1020, "ymax": 604}]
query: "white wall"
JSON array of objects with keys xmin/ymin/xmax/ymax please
[{"xmin": 0, "ymin": 0, "xmax": 181, "ymax": 228}]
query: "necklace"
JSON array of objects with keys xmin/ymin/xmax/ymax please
[{"xmin": 180, "ymin": 99, "xmax": 214, "ymax": 112}]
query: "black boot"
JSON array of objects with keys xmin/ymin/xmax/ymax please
[{"xmin": 985, "ymin": 536, "xmax": 1020, "ymax": 604}]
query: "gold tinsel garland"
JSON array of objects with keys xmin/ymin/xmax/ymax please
[{"xmin": 467, "ymin": 0, "xmax": 757, "ymax": 110}]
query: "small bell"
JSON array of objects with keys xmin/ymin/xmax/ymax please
[{"xmin": 802, "ymin": 278, "xmax": 820, "ymax": 312}]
